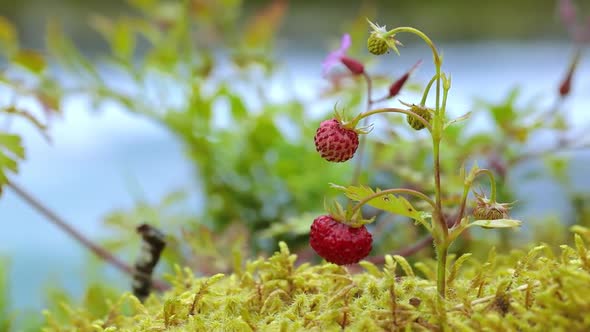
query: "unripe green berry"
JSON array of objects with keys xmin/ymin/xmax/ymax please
[
  {"xmin": 406, "ymin": 105, "xmax": 432, "ymax": 131},
  {"xmin": 473, "ymin": 206, "xmax": 506, "ymax": 220},
  {"xmin": 367, "ymin": 34, "xmax": 388, "ymax": 55},
  {"xmin": 472, "ymin": 205, "xmax": 488, "ymax": 220},
  {"xmin": 473, "ymin": 194, "xmax": 510, "ymax": 220}
]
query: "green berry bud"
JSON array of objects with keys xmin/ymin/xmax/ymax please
[
  {"xmin": 406, "ymin": 105, "xmax": 432, "ymax": 131},
  {"xmin": 472, "ymin": 193, "xmax": 511, "ymax": 220},
  {"xmin": 367, "ymin": 34, "xmax": 388, "ymax": 55},
  {"xmin": 473, "ymin": 205, "xmax": 505, "ymax": 220}
]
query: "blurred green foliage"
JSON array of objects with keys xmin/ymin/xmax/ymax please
[
  {"xmin": 41, "ymin": 0, "xmax": 352, "ymax": 267},
  {"xmin": 0, "ymin": 15, "xmax": 59, "ymax": 195},
  {"xmin": 0, "ymin": 259, "xmax": 10, "ymax": 332},
  {"xmin": 0, "ymin": 0, "xmax": 589, "ymax": 330}
]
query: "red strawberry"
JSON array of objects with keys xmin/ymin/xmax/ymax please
[
  {"xmin": 314, "ymin": 118, "xmax": 359, "ymax": 162},
  {"xmin": 309, "ymin": 215, "xmax": 372, "ymax": 265}
]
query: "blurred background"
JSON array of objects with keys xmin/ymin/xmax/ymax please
[{"xmin": 0, "ymin": 0, "xmax": 589, "ymax": 328}]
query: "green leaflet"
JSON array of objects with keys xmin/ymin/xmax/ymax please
[
  {"xmin": 330, "ymin": 184, "xmax": 425, "ymax": 223},
  {"xmin": 470, "ymin": 218, "xmax": 522, "ymax": 229},
  {"xmin": 0, "ymin": 133, "xmax": 25, "ymax": 193}
]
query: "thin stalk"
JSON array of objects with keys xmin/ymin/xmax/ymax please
[
  {"xmin": 454, "ymin": 185, "xmax": 471, "ymax": 228},
  {"xmin": 454, "ymin": 168, "xmax": 497, "ymax": 229},
  {"xmin": 353, "ymin": 107, "xmax": 433, "ymax": 132},
  {"xmin": 436, "ymin": 243, "xmax": 448, "ymax": 297},
  {"xmin": 420, "ymin": 74, "xmax": 438, "ymax": 106},
  {"xmin": 7, "ymin": 180, "xmax": 169, "ymax": 291},
  {"xmin": 476, "ymin": 169, "xmax": 497, "ymax": 201},
  {"xmin": 384, "ymin": 27, "xmax": 441, "ymax": 68},
  {"xmin": 380, "ymin": 25, "xmax": 448, "ymax": 299}
]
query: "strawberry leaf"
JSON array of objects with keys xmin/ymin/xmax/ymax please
[
  {"xmin": 12, "ymin": 49, "xmax": 46, "ymax": 74},
  {"xmin": 330, "ymin": 184, "xmax": 426, "ymax": 223},
  {"xmin": 0, "ymin": 132, "xmax": 25, "ymax": 194},
  {"xmin": 470, "ymin": 218, "xmax": 522, "ymax": 229}
]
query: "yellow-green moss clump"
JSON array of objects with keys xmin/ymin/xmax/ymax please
[{"xmin": 43, "ymin": 232, "xmax": 590, "ymax": 331}]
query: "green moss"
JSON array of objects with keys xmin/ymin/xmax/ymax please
[{"xmin": 42, "ymin": 233, "xmax": 590, "ymax": 331}]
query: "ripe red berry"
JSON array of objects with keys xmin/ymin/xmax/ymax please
[
  {"xmin": 314, "ymin": 118, "xmax": 359, "ymax": 162},
  {"xmin": 309, "ymin": 215, "xmax": 372, "ymax": 265}
]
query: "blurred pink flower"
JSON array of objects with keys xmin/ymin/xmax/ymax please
[
  {"xmin": 322, "ymin": 34, "xmax": 364, "ymax": 76},
  {"xmin": 558, "ymin": 0, "xmax": 590, "ymax": 42},
  {"xmin": 559, "ymin": 0, "xmax": 577, "ymax": 29}
]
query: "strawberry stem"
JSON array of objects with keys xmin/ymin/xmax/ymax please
[
  {"xmin": 420, "ymin": 73, "xmax": 439, "ymax": 106},
  {"xmin": 353, "ymin": 107, "xmax": 433, "ymax": 132},
  {"xmin": 475, "ymin": 169, "xmax": 497, "ymax": 202}
]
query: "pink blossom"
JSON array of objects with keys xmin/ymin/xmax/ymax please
[
  {"xmin": 559, "ymin": 0, "xmax": 577, "ymax": 30},
  {"xmin": 558, "ymin": 0, "xmax": 590, "ymax": 42},
  {"xmin": 322, "ymin": 34, "xmax": 364, "ymax": 77}
]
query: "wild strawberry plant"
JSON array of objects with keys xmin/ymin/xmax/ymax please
[{"xmin": 311, "ymin": 21, "xmax": 523, "ymax": 298}]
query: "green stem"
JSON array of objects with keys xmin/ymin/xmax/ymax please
[
  {"xmin": 352, "ymin": 108, "xmax": 433, "ymax": 132},
  {"xmin": 454, "ymin": 168, "xmax": 497, "ymax": 228},
  {"xmin": 420, "ymin": 74, "xmax": 438, "ymax": 106},
  {"xmin": 475, "ymin": 169, "xmax": 497, "ymax": 202},
  {"xmin": 441, "ymin": 75, "xmax": 450, "ymax": 117},
  {"xmin": 435, "ymin": 68, "xmax": 441, "ymax": 114},
  {"xmin": 384, "ymin": 27, "xmax": 441, "ymax": 68},
  {"xmin": 436, "ymin": 242, "xmax": 448, "ymax": 298},
  {"xmin": 350, "ymin": 188, "xmax": 436, "ymax": 215},
  {"xmin": 382, "ymin": 25, "xmax": 448, "ymax": 299},
  {"xmin": 454, "ymin": 184, "xmax": 471, "ymax": 228}
]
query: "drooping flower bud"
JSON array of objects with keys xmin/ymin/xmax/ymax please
[
  {"xmin": 388, "ymin": 60, "xmax": 422, "ymax": 98},
  {"xmin": 367, "ymin": 34, "xmax": 388, "ymax": 55},
  {"xmin": 389, "ymin": 73, "xmax": 410, "ymax": 98},
  {"xmin": 340, "ymin": 56, "xmax": 365, "ymax": 75},
  {"xmin": 559, "ymin": 0, "xmax": 577, "ymax": 31},
  {"xmin": 405, "ymin": 104, "xmax": 433, "ymax": 131},
  {"xmin": 559, "ymin": 49, "xmax": 581, "ymax": 98}
]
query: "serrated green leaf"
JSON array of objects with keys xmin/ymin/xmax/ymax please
[
  {"xmin": 489, "ymin": 87, "xmax": 519, "ymax": 126},
  {"xmin": 215, "ymin": 86, "xmax": 248, "ymax": 121},
  {"xmin": 330, "ymin": 184, "xmax": 425, "ymax": 223},
  {"xmin": 112, "ymin": 21, "xmax": 135, "ymax": 60},
  {"xmin": 470, "ymin": 219, "xmax": 522, "ymax": 229},
  {"xmin": 13, "ymin": 49, "xmax": 46, "ymax": 74},
  {"xmin": 0, "ymin": 133, "xmax": 25, "ymax": 194},
  {"xmin": 0, "ymin": 134, "xmax": 24, "ymax": 159},
  {"xmin": 444, "ymin": 111, "xmax": 471, "ymax": 129},
  {"xmin": 0, "ymin": 154, "xmax": 17, "ymax": 173}
]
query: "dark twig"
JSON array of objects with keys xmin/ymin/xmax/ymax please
[
  {"xmin": 133, "ymin": 224, "xmax": 166, "ymax": 301},
  {"xmin": 7, "ymin": 180, "xmax": 169, "ymax": 291}
]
